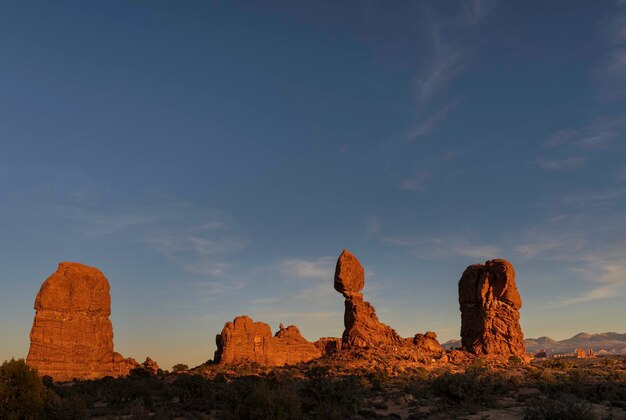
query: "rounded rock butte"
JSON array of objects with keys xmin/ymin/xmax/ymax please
[
  {"xmin": 458, "ymin": 258, "xmax": 526, "ymax": 359},
  {"xmin": 26, "ymin": 262, "xmax": 138, "ymax": 381}
]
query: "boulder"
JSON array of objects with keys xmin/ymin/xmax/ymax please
[
  {"xmin": 458, "ymin": 259, "xmax": 526, "ymax": 358},
  {"xmin": 26, "ymin": 262, "xmax": 138, "ymax": 381},
  {"xmin": 413, "ymin": 331, "xmax": 444, "ymax": 353},
  {"xmin": 214, "ymin": 316, "xmax": 321, "ymax": 366},
  {"xmin": 334, "ymin": 249, "xmax": 365, "ymax": 297}
]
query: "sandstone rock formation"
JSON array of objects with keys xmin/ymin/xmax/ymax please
[
  {"xmin": 334, "ymin": 250, "xmax": 403, "ymax": 348},
  {"xmin": 27, "ymin": 262, "xmax": 138, "ymax": 381},
  {"xmin": 413, "ymin": 331, "xmax": 444, "ymax": 354},
  {"xmin": 314, "ymin": 337, "xmax": 342, "ymax": 356},
  {"xmin": 214, "ymin": 316, "xmax": 321, "ymax": 366},
  {"xmin": 458, "ymin": 259, "xmax": 526, "ymax": 358}
]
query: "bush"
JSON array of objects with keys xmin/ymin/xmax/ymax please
[
  {"xmin": 523, "ymin": 395, "xmax": 594, "ymax": 420},
  {"xmin": 172, "ymin": 364, "xmax": 189, "ymax": 372},
  {"xmin": 430, "ymin": 369, "xmax": 515, "ymax": 412},
  {"xmin": 0, "ymin": 359, "xmax": 54, "ymax": 419}
]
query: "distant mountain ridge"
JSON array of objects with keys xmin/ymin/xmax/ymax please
[{"xmin": 442, "ymin": 332, "xmax": 626, "ymax": 355}]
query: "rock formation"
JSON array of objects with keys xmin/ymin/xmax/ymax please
[
  {"xmin": 413, "ymin": 331, "xmax": 444, "ymax": 354},
  {"xmin": 214, "ymin": 316, "xmax": 321, "ymax": 366},
  {"xmin": 458, "ymin": 259, "xmax": 526, "ymax": 358},
  {"xmin": 334, "ymin": 250, "xmax": 403, "ymax": 348},
  {"xmin": 314, "ymin": 337, "xmax": 342, "ymax": 356},
  {"xmin": 27, "ymin": 262, "xmax": 138, "ymax": 381}
]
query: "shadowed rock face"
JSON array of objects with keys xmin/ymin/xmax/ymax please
[
  {"xmin": 27, "ymin": 262, "xmax": 138, "ymax": 381},
  {"xmin": 214, "ymin": 316, "xmax": 321, "ymax": 366},
  {"xmin": 335, "ymin": 250, "xmax": 403, "ymax": 348},
  {"xmin": 458, "ymin": 259, "xmax": 526, "ymax": 358}
]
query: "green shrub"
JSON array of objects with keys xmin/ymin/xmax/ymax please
[
  {"xmin": 0, "ymin": 358, "xmax": 54, "ymax": 419},
  {"xmin": 523, "ymin": 395, "xmax": 594, "ymax": 420},
  {"xmin": 172, "ymin": 364, "xmax": 189, "ymax": 372},
  {"xmin": 430, "ymin": 369, "xmax": 515, "ymax": 412}
]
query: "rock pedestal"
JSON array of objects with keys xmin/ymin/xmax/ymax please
[
  {"xmin": 334, "ymin": 250, "xmax": 403, "ymax": 348},
  {"xmin": 26, "ymin": 262, "xmax": 138, "ymax": 381},
  {"xmin": 458, "ymin": 259, "xmax": 526, "ymax": 358}
]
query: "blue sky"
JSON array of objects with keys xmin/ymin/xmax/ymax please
[{"xmin": 1, "ymin": 1, "xmax": 625, "ymax": 369}]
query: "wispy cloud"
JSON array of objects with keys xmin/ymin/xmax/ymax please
[
  {"xmin": 148, "ymin": 219, "xmax": 249, "ymax": 278},
  {"xmin": 412, "ymin": 39, "xmax": 467, "ymax": 107},
  {"xmin": 399, "ymin": 170, "xmax": 431, "ymax": 191},
  {"xmin": 279, "ymin": 256, "xmax": 335, "ymax": 280},
  {"xmin": 594, "ymin": 3, "xmax": 626, "ymax": 99},
  {"xmin": 544, "ymin": 115, "xmax": 626, "ymax": 149},
  {"xmin": 534, "ymin": 156, "xmax": 586, "ymax": 171},
  {"xmin": 408, "ymin": 97, "xmax": 464, "ymax": 141},
  {"xmin": 408, "ymin": 1, "xmax": 491, "ymax": 136},
  {"xmin": 53, "ymin": 206, "xmax": 161, "ymax": 235},
  {"xmin": 555, "ymin": 250, "xmax": 626, "ymax": 305},
  {"xmin": 379, "ymin": 231, "xmax": 500, "ymax": 260},
  {"xmin": 560, "ymin": 186, "xmax": 626, "ymax": 209},
  {"xmin": 514, "ymin": 230, "xmax": 586, "ymax": 260}
]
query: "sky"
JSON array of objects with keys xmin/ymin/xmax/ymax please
[{"xmin": 1, "ymin": 0, "xmax": 625, "ymax": 370}]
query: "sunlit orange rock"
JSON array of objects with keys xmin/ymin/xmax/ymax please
[
  {"xmin": 26, "ymin": 262, "xmax": 138, "ymax": 381},
  {"xmin": 458, "ymin": 259, "xmax": 526, "ymax": 358},
  {"xmin": 314, "ymin": 337, "xmax": 342, "ymax": 356},
  {"xmin": 413, "ymin": 331, "xmax": 444, "ymax": 353},
  {"xmin": 335, "ymin": 250, "xmax": 403, "ymax": 348},
  {"xmin": 214, "ymin": 316, "xmax": 321, "ymax": 366}
]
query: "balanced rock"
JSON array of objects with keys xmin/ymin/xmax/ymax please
[
  {"xmin": 458, "ymin": 259, "xmax": 526, "ymax": 358},
  {"xmin": 334, "ymin": 249, "xmax": 365, "ymax": 297},
  {"xmin": 214, "ymin": 316, "xmax": 321, "ymax": 366},
  {"xmin": 335, "ymin": 250, "xmax": 403, "ymax": 348},
  {"xmin": 27, "ymin": 262, "xmax": 138, "ymax": 381}
]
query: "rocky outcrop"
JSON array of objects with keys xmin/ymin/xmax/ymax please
[
  {"xmin": 214, "ymin": 316, "xmax": 321, "ymax": 366},
  {"xmin": 27, "ymin": 262, "xmax": 138, "ymax": 381},
  {"xmin": 413, "ymin": 331, "xmax": 444, "ymax": 354},
  {"xmin": 314, "ymin": 337, "xmax": 342, "ymax": 356},
  {"xmin": 334, "ymin": 250, "xmax": 403, "ymax": 348},
  {"xmin": 458, "ymin": 259, "xmax": 526, "ymax": 358}
]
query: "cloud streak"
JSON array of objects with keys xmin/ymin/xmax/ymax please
[
  {"xmin": 534, "ymin": 156, "xmax": 586, "ymax": 171},
  {"xmin": 279, "ymin": 256, "xmax": 335, "ymax": 280},
  {"xmin": 399, "ymin": 170, "xmax": 431, "ymax": 191},
  {"xmin": 407, "ymin": 96, "xmax": 464, "ymax": 141}
]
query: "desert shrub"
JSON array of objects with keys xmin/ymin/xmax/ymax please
[
  {"xmin": 44, "ymin": 393, "xmax": 89, "ymax": 419},
  {"xmin": 368, "ymin": 370, "xmax": 390, "ymax": 392},
  {"xmin": 429, "ymin": 369, "xmax": 515, "ymax": 412},
  {"xmin": 172, "ymin": 364, "xmax": 189, "ymax": 372},
  {"xmin": 0, "ymin": 358, "xmax": 54, "ymax": 419},
  {"xmin": 220, "ymin": 376, "xmax": 301, "ymax": 420},
  {"xmin": 166, "ymin": 373, "xmax": 217, "ymax": 412},
  {"xmin": 301, "ymin": 375, "xmax": 366, "ymax": 419},
  {"xmin": 523, "ymin": 395, "xmax": 594, "ymax": 420},
  {"xmin": 542, "ymin": 359, "xmax": 573, "ymax": 370}
]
